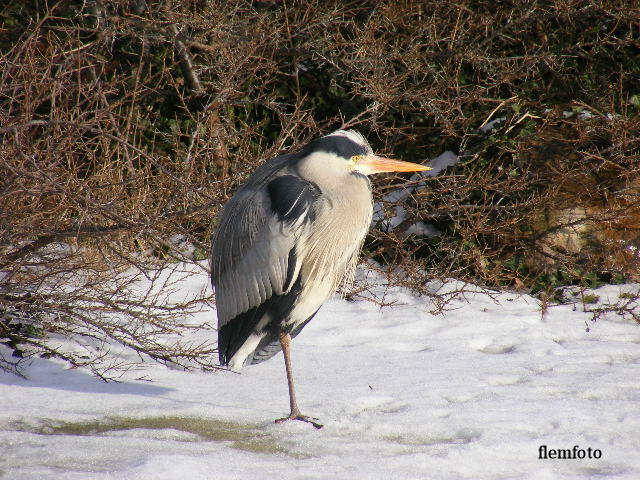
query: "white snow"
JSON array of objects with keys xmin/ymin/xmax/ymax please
[
  {"xmin": 373, "ymin": 151, "xmax": 458, "ymax": 236},
  {"xmin": 478, "ymin": 116, "xmax": 507, "ymax": 133},
  {"xmin": 1, "ymin": 267, "xmax": 639, "ymax": 479}
]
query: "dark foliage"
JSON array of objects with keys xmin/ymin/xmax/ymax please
[{"xmin": 1, "ymin": 0, "xmax": 639, "ymax": 375}]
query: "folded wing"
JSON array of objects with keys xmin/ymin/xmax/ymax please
[{"xmin": 211, "ymin": 170, "xmax": 321, "ymax": 366}]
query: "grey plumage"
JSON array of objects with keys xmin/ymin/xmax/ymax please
[
  {"xmin": 211, "ymin": 131, "xmax": 373, "ymax": 369},
  {"xmin": 209, "ymin": 129, "xmax": 429, "ymax": 427}
]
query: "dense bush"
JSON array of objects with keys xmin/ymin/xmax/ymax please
[{"xmin": 1, "ymin": 0, "xmax": 638, "ymax": 375}]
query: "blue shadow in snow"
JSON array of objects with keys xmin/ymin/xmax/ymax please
[{"xmin": 0, "ymin": 348, "xmax": 173, "ymax": 396}]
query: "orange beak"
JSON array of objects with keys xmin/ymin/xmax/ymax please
[{"xmin": 355, "ymin": 155, "xmax": 432, "ymax": 175}]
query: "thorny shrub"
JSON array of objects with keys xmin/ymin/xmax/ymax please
[{"xmin": 1, "ymin": 1, "xmax": 639, "ymax": 376}]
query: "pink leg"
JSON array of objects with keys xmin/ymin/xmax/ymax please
[{"xmin": 274, "ymin": 331, "xmax": 323, "ymax": 429}]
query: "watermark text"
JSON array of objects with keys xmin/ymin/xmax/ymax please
[{"xmin": 538, "ymin": 445, "xmax": 602, "ymax": 460}]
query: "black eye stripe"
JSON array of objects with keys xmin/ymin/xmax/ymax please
[{"xmin": 303, "ymin": 136, "xmax": 369, "ymax": 159}]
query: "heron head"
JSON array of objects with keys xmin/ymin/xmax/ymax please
[{"xmin": 309, "ymin": 129, "xmax": 432, "ymax": 176}]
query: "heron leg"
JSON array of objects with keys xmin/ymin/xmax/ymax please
[{"xmin": 274, "ymin": 330, "xmax": 323, "ymax": 429}]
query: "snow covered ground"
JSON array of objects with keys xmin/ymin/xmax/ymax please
[{"xmin": 1, "ymin": 267, "xmax": 639, "ymax": 480}]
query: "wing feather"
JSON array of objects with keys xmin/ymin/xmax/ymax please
[{"xmin": 211, "ymin": 172, "xmax": 321, "ymax": 333}]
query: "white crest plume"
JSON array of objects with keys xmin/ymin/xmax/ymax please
[{"xmin": 325, "ymin": 129, "xmax": 373, "ymax": 154}]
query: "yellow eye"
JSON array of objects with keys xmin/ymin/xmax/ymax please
[{"xmin": 351, "ymin": 155, "xmax": 363, "ymax": 163}]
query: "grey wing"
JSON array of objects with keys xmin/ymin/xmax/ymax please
[{"xmin": 210, "ymin": 174, "xmax": 321, "ymax": 364}]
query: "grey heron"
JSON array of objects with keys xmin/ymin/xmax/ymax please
[{"xmin": 210, "ymin": 130, "xmax": 430, "ymax": 428}]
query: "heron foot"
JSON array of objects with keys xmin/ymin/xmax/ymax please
[{"xmin": 275, "ymin": 413, "xmax": 323, "ymax": 429}]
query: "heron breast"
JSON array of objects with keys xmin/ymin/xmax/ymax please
[{"xmin": 298, "ymin": 180, "xmax": 372, "ymax": 300}]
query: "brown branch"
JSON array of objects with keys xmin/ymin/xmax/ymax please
[{"xmin": 170, "ymin": 24, "xmax": 203, "ymax": 94}]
